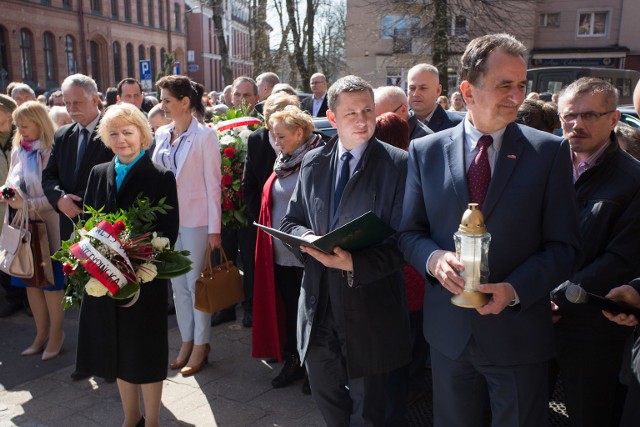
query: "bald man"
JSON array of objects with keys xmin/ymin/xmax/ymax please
[{"xmin": 375, "ymin": 85, "xmax": 433, "ymax": 140}]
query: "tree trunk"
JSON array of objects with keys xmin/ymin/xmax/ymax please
[
  {"xmin": 286, "ymin": 0, "xmax": 309, "ymax": 91},
  {"xmin": 432, "ymin": 0, "xmax": 450, "ymax": 94},
  {"xmin": 210, "ymin": 0, "xmax": 233, "ymax": 85}
]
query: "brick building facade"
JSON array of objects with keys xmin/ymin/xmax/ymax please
[{"xmin": 0, "ymin": 0, "xmax": 187, "ymax": 93}]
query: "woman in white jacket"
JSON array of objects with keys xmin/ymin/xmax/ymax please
[{"xmin": 153, "ymin": 76, "xmax": 222, "ymax": 376}]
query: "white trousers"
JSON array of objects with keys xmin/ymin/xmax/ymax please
[{"xmin": 173, "ymin": 226, "xmax": 211, "ymax": 345}]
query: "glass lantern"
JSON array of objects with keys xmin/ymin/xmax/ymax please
[{"xmin": 451, "ymin": 203, "xmax": 491, "ymax": 308}]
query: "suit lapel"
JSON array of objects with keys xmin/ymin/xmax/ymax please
[
  {"xmin": 311, "ymin": 138, "xmax": 336, "ymax": 234},
  {"xmin": 105, "ymin": 159, "xmax": 118, "ymax": 211},
  {"xmin": 444, "ymin": 124, "xmax": 470, "ymax": 212},
  {"xmin": 175, "ymin": 133, "xmax": 194, "ymax": 179},
  {"xmin": 482, "ymin": 123, "xmax": 525, "ymax": 220}
]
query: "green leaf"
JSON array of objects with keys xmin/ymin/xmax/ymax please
[{"xmin": 111, "ymin": 283, "xmax": 141, "ymax": 300}]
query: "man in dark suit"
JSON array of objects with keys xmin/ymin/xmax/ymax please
[
  {"xmin": 300, "ymin": 73, "xmax": 328, "ymax": 118},
  {"xmin": 254, "ymin": 72, "xmax": 280, "ymax": 115},
  {"xmin": 375, "ymin": 85, "xmax": 433, "ymax": 141},
  {"xmin": 551, "ymin": 77, "xmax": 640, "ymax": 427},
  {"xmin": 43, "ymin": 73, "xmax": 114, "ymax": 242},
  {"xmin": 399, "ymin": 34, "xmax": 581, "ymax": 427},
  {"xmin": 281, "ymin": 75, "xmax": 411, "ymax": 425},
  {"xmin": 407, "ymin": 63, "xmax": 462, "ymax": 132},
  {"xmin": 42, "ymin": 73, "xmax": 114, "ymax": 381}
]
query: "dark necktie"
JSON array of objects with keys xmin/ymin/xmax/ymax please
[
  {"xmin": 74, "ymin": 128, "xmax": 89, "ymax": 178},
  {"xmin": 334, "ymin": 151, "xmax": 353, "ymax": 213},
  {"xmin": 467, "ymin": 135, "xmax": 493, "ymax": 210}
]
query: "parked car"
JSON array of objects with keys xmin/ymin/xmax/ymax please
[
  {"xmin": 618, "ymin": 104, "xmax": 639, "ymax": 128},
  {"xmin": 313, "ymin": 116, "xmax": 336, "ymax": 138}
]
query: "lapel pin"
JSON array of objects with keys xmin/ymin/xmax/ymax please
[{"xmin": 507, "ymin": 154, "xmax": 517, "ymax": 159}]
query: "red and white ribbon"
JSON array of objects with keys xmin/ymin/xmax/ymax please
[
  {"xmin": 215, "ymin": 117, "xmax": 262, "ymax": 132},
  {"xmin": 70, "ymin": 220, "xmax": 134, "ymax": 295}
]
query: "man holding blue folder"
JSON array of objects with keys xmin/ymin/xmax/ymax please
[{"xmin": 280, "ymin": 75, "xmax": 411, "ymax": 425}]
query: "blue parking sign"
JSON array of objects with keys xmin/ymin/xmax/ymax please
[{"xmin": 139, "ymin": 60, "xmax": 152, "ymax": 90}]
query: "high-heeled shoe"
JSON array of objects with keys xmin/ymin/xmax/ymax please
[
  {"xmin": 42, "ymin": 332, "xmax": 65, "ymax": 361},
  {"xmin": 21, "ymin": 341, "xmax": 46, "ymax": 356},
  {"xmin": 169, "ymin": 357, "xmax": 189, "ymax": 370},
  {"xmin": 180, "ymin": 344, "xmax": 210, "ymax": 377}
]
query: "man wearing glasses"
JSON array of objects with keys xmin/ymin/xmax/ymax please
[
  {"xmin": 552, "ymin": 77, "xmax": 640, "ymax": 427},
  {"xmin": 374, "ymin": 85, "xmax": 433, "ymax": 140}
]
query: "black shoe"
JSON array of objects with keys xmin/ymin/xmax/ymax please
[
  {"xmin": 242, "ymin": 311, "xmax": 252, "ymax": 328},
  {"xmin": 70, "ymin": 371, "xmax": 91, "ymax": 381},
  {"xmin": 0, "ymin": 302, "xmax": 22, "ymax": 318},
  {"xmin": 135, "ymin": 416, "xmax": 145, "ymax": 427},
  {"xmin": 302, "ymin": 375, "xmax": 311, "ymax": 395},
  {"xmin": 210, "ymin": 310, "xmax": 236, "ymax": 326},
  {"xmin": 272, "ymin": 354, "xmax": 305, "ymax": 388}
]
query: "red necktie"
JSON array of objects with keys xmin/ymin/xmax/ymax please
[{"xmin": 467, "ymin": 135, "xmax": 493, "ymax": 210}]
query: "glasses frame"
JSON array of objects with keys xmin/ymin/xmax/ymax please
[{"xmin": 559, "ymin": 110, "xmax": 616, "ymax": 123}]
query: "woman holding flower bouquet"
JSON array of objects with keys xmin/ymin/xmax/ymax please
[
  {"xmin": 153, "ymin": 75, "xmax": 222, "ymax": 377},
  {"xmin": 253, "ymin": 105, "xmax": 323, "ymax": 390},
  {"xmin": 77, "ymin": 103, "xmax": 179, "ymax": 427},
  {"xmin": 1, "ymin": 101, "xmax": 66, "ymax": 360}
]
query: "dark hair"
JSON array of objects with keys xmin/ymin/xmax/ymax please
[
  {"xmin": 375, "ymin": 112, "xmax": 409, "ymax": 151},
  {"xmin": 516, "ymin": 99, "xmax": 560, "ymax": 133},
  {"xmin": 327, "ymin": 75, "xmax": 374, "ymax": 111},
  {"xmin": 47, "ymin": 90, "xmax": 63, "ymax": 107},
  {"xmin": 458, "ymin": 33, "xmax": 526, "ymax": 85},
  {"xmin": 616, "ymin": 122, "xmax": 640, "ymax": 161},
  {"xmin": 156, "ymin": 75, "xmax": 206, "ymax": 117},
  {"xmin": 105, "ymin": 87, "xmax": 118, "ymax": 107},
  {"xmin": 117, "ymin": 78, "xmax": 143, "ymax": 96}
]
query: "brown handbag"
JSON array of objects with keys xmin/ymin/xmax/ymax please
[
  {"xmin": 194, "ymin": 246, "xmax": 245, "ymax": 314},
  {"xmin": 22, "ymin": 219, "xmax": 54, "ymax": 288}
]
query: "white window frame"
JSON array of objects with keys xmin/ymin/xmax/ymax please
[
  {"xmin": 576, "ymin": 9, "xmax": 610, "ymax": 38},
  {"xmin": 539, "ymin": 13, "xmax": 560, "ymax": 28}
]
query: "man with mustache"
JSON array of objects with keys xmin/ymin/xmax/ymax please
[
  {"xmin": 399, "ymin": 34, "xmax": 581, "ymax": 427},
  {"xmin": 551, "ymin": 77, "xmax": 640, "ymax": 427}
]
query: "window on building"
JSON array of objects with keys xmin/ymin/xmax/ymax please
[
  {"xmin": 62, "ymin": 0, "xmax": 71, "ymax": 7},
  {"xmin": 577, "ymin": 11, "xmax": 609, "ymax": 37},
  {"xmin": 126, "ymin": 43, "xmax": 134, "ymax": 77},
  {"xmin": 111, "ymin": 0, "xmax": 118, "ymax": 19},
  {"xmin": 90, "ymin": 40, "xmax": 100, "ymax": 83},
  {"xmin": 174, "ymin": 3, "xmax": 181, "ymax": 31},
  {"xmin": 150, "ymin": 46, "xmax": 157, "ymax": 80},
  {"xmin": 158, "ymin": 0, "xmax": 164, "ymax": 28},
  {"xmin": 160, "ymin": 47, "xmax": 166, "ymax": 70},
  {"xmin": 113, "ymin": 42, "xmax": 122, "ymax": 83},
  {"xmin": 43, "ymin": 31, "xmax": 57, "ymax": 83},
  {"xmin": 137, "ymin": 0, "xmax": 143, "ymax": 24},
  {"xmin": 148, "ymin": 0, "xmax": 154, "ymax": 27},
  {"xmin": 451, "ymin": 15, "xmax": 468, "ymax": 37},
  {"xmin": 65, "ymin": 35, "xmax": 77, "ymax": 75},
  {"xmin": 380, "ymin": 16, "xmax": 421, "ymax": 39},
  {"xmin": 41, "ymin": 0, "xmax": 51, "ymax": 5},
  {"xmin": 539, "ymin": 13, "xmax": 560, "ymax": 27},
  {"xmin": 90, "ymin": 0, "xmax": 101, "ymax": 14},
  {"xmin": 0, "ymin": 27, "xmax": 9, "ymax": 90},
  {"xmin": 124, "ymin": 0, "xmax": 131, "ymax": 21},
  {"xmin": 19, "ymin": 29, "xmax": 34, "ymax": 82},
  {"xmin": 139, "ymin": 45, "xmax": 145, "ymax": 61}
]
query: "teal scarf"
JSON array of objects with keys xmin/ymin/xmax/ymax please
[{"xmin": 114, "ymin": 150, "xmax": 146, "ymax": 191}]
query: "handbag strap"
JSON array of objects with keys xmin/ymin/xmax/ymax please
[
  {"xmin": 202, "ymin": 245, "xmax": 231, "ymax": 274},
  {"xmin": 8, "ymin": 192, "xmax": 29, "ymax": 232}
]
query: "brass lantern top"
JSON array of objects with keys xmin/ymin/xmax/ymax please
[{"xmin": 458, "ymin": 203, "xmax": 487, "ymax": 235}]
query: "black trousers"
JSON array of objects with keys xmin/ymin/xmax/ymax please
[
  {"xmin": 556, "ymin": 336, "xmax": 627, "ymax": 427},
  {"xmin": 273, "ymin": 264, "xmax": 303, "ymax": 355},
  {"xmin": 215, "ymin": 225, "xmax": 256, "ymax": 314},
  {"xmin": 306, "ymin": 293, "xmax": 387, "ymax": 427}
]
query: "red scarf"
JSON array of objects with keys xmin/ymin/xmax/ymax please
[{"xmin": 251, "ymin": 172, "xmax": 287, "ymax": 362}]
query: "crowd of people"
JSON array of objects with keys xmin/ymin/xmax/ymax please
[{"xmin": 1, "ymin": 31, "xmax": 640, "ymax": 427}]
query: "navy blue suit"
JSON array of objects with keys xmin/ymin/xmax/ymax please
[
  {"xmin": 399, "ymin": 121, "xmax": 581, "ymax": 427},
  {"xmin": 426, "ymin": 103, "xmax": 463, "ymax": 132}
]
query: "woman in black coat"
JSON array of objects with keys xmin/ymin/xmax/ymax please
[{"xmin": 76, "ymin": 103, "xmax": 179, "ymax": 427}]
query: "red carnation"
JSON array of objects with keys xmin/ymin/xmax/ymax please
[
  {"xmin": 222, "ymin": 174, "xmax": 233, "ymax": 186},
  {"xmin": 236, "ymin": 189, "xmax": 243, "ymax": 200},
  {"xmin": 62, "ymin": 263, "xmax": 75, "ymax": 275},
  {"xmin": 113, "ymin": 220, "xmax": 126, "ymax": 235},
  {"xmin": 223, "ymin": 200, "xmax": 235, "ymax": 210},
  {"xmin": 223, "ymin": 147, "xmax": 236, "ymax": 158}
]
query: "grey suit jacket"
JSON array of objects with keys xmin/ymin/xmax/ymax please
[
  {"xmin": 281, "ymin": 136, "xmax": 411, "ymax": 378},
  {"xmin": 399, "ymin": 121, "xmax": 581, "ymax": 365}
]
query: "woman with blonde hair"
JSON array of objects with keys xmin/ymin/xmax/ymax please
[
  {"xmin": 77, "ymin": 102, "xmax": 179, "ymax": 427},
  {"xmin": 1, "ymin": 101, "xmax": 65, "ymax": 359},
  {"xmin": 253, "ymin": 105, "xmax": 323, "ymax": 391}
]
